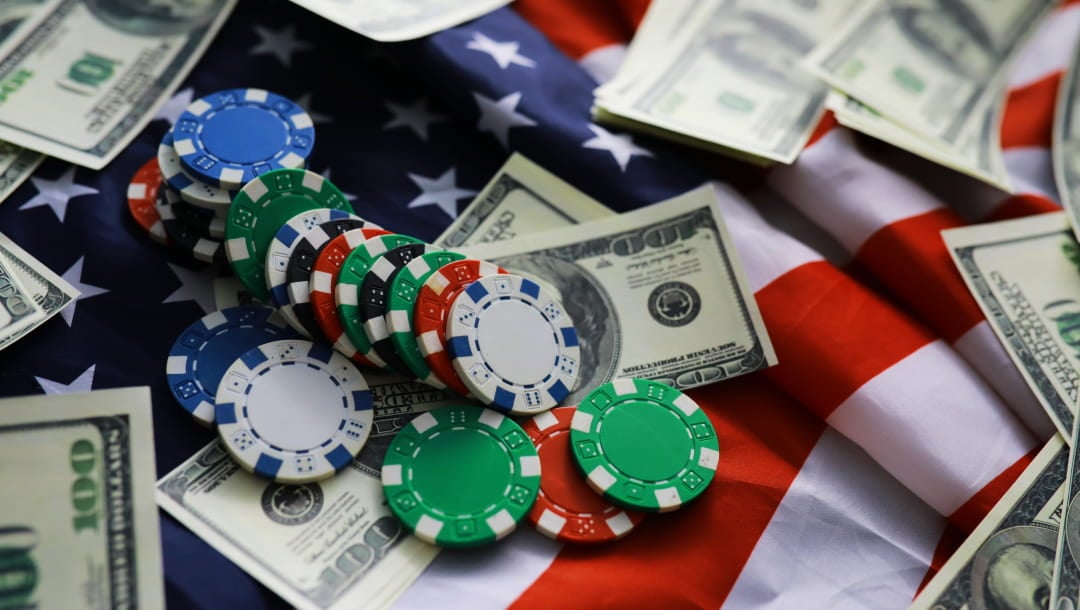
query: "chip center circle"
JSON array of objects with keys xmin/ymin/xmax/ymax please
[
  {"xmin": 599, "ymin": 402, "xmax": 690, "ymax": 481},
  {"xmin": 477, "ymin": 300, "xmax": 557, "ymax": 384},
  {"xmin": 246, "ymin": 364, "xmax": 344, "ymax": 449},
  {"xmin": 411, "ymin": 427, "xmax": 511, "ymax": 515},
  {"xmin": 202, "ymin": 106, "xmax": 288, "ymax": 163}
]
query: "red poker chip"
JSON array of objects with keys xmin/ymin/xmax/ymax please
[
  {"xmin": 126, "ymin": 157, "xmax": 168, "ymax": 245},
  {"xmin": 308, "ymin": 226, "xmax": 390, "ymax": 368},
  {"xmin": 523, "ymin": 406, "xmax": 647, "ymax": 543},
  {"xmin": 413, "ymin": 258, "xmax": 506, "ymax": 397}
]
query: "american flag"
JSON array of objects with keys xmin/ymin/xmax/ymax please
[{"xmin": 0, "ymin": 0, "xmax": 1077, "ymax": 608}]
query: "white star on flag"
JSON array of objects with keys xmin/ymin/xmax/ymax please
[
  {"xmin": 60, "ymin": 257, "xmax": 108, "ymax": 326},
  {"xmin": 582, "ymin": 124, "xmax": 654, "ymax": 172},
  {"xmin": 21, "ymin": 166, "xmax": 99, "ymax": 223},
  {"xmin": 383, "ymin": 99, "xmax": 446, "ymax": 141},
  {"xmin": 154, "ymin": 87, "xmax": 194, "ymax": 125},
  {"xmin": 36, "ymin": 364, "xmax": 96, "ymax": 395},
  {"xmin": 249, "ymin": 24, "xmax": 312, "ymax": 67},
  {"xmin": 473, "ymin": 91, "xmax": 536, "ymax": 148},
  {"xmin": 163, "ymin": 263, "xmax": 217, "ymax": 314},
  {"xmin": 465, "ymin": 32, "xmax": 536, "ymax": 69},
  {"xmin": 296, "ymin": 93, "xmax": 333, "ymax": 125},
  {"xmin": 406, "ymin": 168, "xmax": 477, "ymax": 219}
]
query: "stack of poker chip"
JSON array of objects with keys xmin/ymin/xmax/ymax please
[{"xmin": 127, "ymin": 88, "xmax": 316, "ymax": 264}]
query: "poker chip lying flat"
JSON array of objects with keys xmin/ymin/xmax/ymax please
[
  {"xmin": 307, "ymin": 227, "xmax": 390, "ymax": 367},
  {"xmin": 570, "ymin": 379, "xmax": 719, "ymax": 512},
  {"xmin": 523, "ymin": 406, "xmax": 647, "ymax": 543},
  {"xmin": 414, "ymin": 259, "xmax": 506, "ymax": 397},
  {"xmin": 264, "ymin": 208, "xmax": 360, "ymax": 335},
  {"xmin": 226, "ymin": 168, "xmax": 352, "ymax": 303},
  {"xmin": 282, "ymin": 216, "xmax": 374, "ymax": 340},
  {"xmin": 382, "ymin": 404, "xmax": 541, "ymax": 548},
  {"xmin": 360, "ymin": 243, "xmax": 449, "ymax": 378},
  {"xmin": 165, "ymin": 305, "xmax": 295, "ymax": 426},
  {"xmin": 335, "ymin": 233, "xmax": 423, "ymax": 369},
  {"xmin": 158, "ymin": 128, "xmax": 238, "ymax": 212},
  {"xmin": 215, "ymin": 339, "xmax": 373, "ymax": 483},
  {"xmin": 447, "ymin": 274, "xmax": 580, "ymax": 415},
  {"xmin": 126, "ymin": 157, "xmax": 167, "ymax": 245},
  {"xmin": 174, "ymin": 88, "xmax": 315, "ymax": 190},
  {"xmin": 384, "ymin": 251, "xmax": 466, "ymax": 386}
]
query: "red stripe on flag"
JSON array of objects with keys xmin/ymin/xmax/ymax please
[
  {"xmin": 984, "ymin": 195, "xmax": 1061, "ymax": 222},
  {"xmin": 510, "ymin": 376, "xmax": 826, "ymax": 610},
  {"xmin": 757, "ymin": 261, "xmax": 935, "ymax": 418},
  {"xmin": 515, "ymin": 0, "xmax": 632, "ymax": 59},
  {"xmin": 1001, "ymin": 72, "xmax": 1061, "ymax": 150},
  {"xmin": 855, "ymin": 209, "xmax": 985, "ymax": 342}
]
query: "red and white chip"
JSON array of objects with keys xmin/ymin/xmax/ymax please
[
  {"xmin": 306, "ymin": 226, "xmax": 390, "ymax": 368},
  {"xmin": 522, "ymin": 406, "xmax": 647, "ymax": 543},
  {"xmin": 126, "ymin": 157, "xmax": 168, "ymax": 245},
  {"xmin": 413, "ymin": 258, "xmax": 506, "ymax": 397}
]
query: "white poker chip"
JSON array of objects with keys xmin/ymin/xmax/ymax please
[
  {"xmin": 446, "ymin": 274, "xmax": 580, "ymax": 415},
  {"xmin": 215, "ymin": 339, "xmax": 373, "ymax": 483}
]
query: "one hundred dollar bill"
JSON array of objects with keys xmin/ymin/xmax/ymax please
[
  {"xmin": 910, "ymin": 434, "xmax": 1066, "ymax": 610},
  {"xmin": 0, "ymin": 387, "xmax": 164, "ymax": 610},
  {"xmin": 1054, "ymin": 37, "xmax": 1080, "ymax": 241},
  {"xmin": 157, "ymin": 372, "xmax": 461, "ymax": 610},
  {"xmin": 827, "ymin": 87, "xmax": 1012, "ymax": 192},
  {"xmin": 286, "ymin": 0, "xmax": 510, "ymax": 42},
  {"xmin": 458, "ymin": 184, "xmax": 777, "ymax": 402},
  {"xmin": 0, "ymin": 246, "xmax": 44, "ymax": 346},
  {"xmin": 0, "ymin": 232, "xmax": 78, "ymax": 349},
  {"xmin": 0, "ymin": 0, "xmax": 236, "ymax": 169},
  {"xmin": 0, "ymin": 142, "xmax": 43, "ymax": 205},
  {"xmin": 944, "ymin": 213, "xmax": 1080, "ymax": 439},
  {"xmin": 806, "ymin": 0, "xmax": 1053, "ymax": 148},
  {"xmin": 593, "ymin": 0, "xmax": 856, "ymax": 164},
  {"xmin": 1052, "ymin": 414, "xmax": 1080, "ymax": 609},
  {"xmin": 435, "ymin": 153, "xmax": 613, "ymax": 248}
]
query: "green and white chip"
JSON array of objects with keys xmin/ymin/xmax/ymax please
[
  {"xmin": 382, "ymin": 404, "xmax": 541, "ymax": 548},
  {"xmin": 570, "ymin": 379, "xmax": 719, "ymax": 512}
]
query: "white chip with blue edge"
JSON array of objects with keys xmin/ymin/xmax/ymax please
[
  {"xmin": 215, "ymin": 339, "xmax": 373, "ymax": 483},
  {"xmin": 446, "ymin": 273, "xmax": 580, "ymax": 415}
]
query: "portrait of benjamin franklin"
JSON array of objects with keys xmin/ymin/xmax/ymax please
[
  {"xmin": 891, "ymin": 0, "xmax": 996, "ymax": 77},
  {"xmin": 86, "ymin": 0, "xmax": 229, "ymax": 36},
  {"xmin": 970, "ymin": 525, "xmax": 1057, "ymax": 610},
  {"xmin": 703, "ymin": 8, "xmax": 815, "ymax": 88}
]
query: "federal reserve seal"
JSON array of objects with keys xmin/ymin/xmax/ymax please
[
  {"xmin": 648, "ymin": 281, "xmax": 701, "ymax": 327},
  {"xmin": 261, "ymin": 483, "xmax": 324, "ymax": 526}
]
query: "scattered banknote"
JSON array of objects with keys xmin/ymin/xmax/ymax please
[
  {"xmin": 0, "ymin": 232, "xmax": 78, "ymax": 349},
  {"xmin": 1052, "ymin": 417, "xmax": 1080, "ymax": 608},
  {"xmin": 0, "ymin": 0, "xmax": 237, "ymax": 169},
  {"xmin": 286, "ymin": 0, "xmax": 511, "ymax": 41},
  {"xmin": 1055, "ymin": 37, "xmax": 1080, "ymax": 241},
  {"xmin": 436, "ymin": 153, "xmax": 613, "ymax": 248},
  {"xmin": 0, "ymin": 247, "xmax": 45, "ymax": 347},
  {"xmin": 458, "ymin": 184, "xmax": 778, "ymax": 403},
  {"xmin": 910, "ymin": 434, "xmax": 1066, "ymax": 610},
  {"xmin": 0, "ymin": 142, "xmax": 43, "ymax": 205},
  {"xmin": 157, "ymin": 371, "xmax": 460, "ymax": 610},
  {"xmin": 943, "ymin": 213, "xmax": 1080, "ymax": 439},
  {"xmin": 594, "ymin": 0, "xmax": 856, "ymax": 164},
  {"xmin": 0, "ymin": 386, "xmax": 164, "ymax": 610},
  {"xmin": 805, "ymin": 0, "xmax": 1053, "ymax": 148},
  {"xmin": 827, "ymin": 87, "xmax": 1012, "ymax": 192}
]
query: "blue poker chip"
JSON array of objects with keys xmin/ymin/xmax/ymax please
[
  {"xmin": 158, "ymin": 128, "xmax": 238, "ymax": 212},
  {"xmin": 447, "ymin": 274, "xmax": 581, "ymax": 415},
  {"xmin": 172, "ymin": 88, "xmax": 315, "ymax": 190},
  {"xmin": 165, "ymin": 305, "xmax": 296, "ymax": 426}
]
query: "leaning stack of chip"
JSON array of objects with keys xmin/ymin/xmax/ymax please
[{"xmin": 127, "ymin": 87, "xmax": 317, "ymax": 264}]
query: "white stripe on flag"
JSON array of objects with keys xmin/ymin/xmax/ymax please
[
  {"xmin": 1006, "ymin": 3, "xmax": 1080, "ymax": 90},
  {"xmin": 579, "ymin": 43, "xmax": 627, "ymax": 85},
  {"xmin": 723, "ymin": 428, "xmax": 944, "ymax": 610},
  {"xmin": 1003, "ymin": 147, "xmax": 1059, "ymax": 202}
]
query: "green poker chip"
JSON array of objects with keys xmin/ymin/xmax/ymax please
[
  {"xmin": 384, "ymin": 250, "xmax": 466, "ymax": 386},
  {"xmin": 382, "ymin": 404, "xmax": 541, "ymax": 548},
  {"xmin": 225, "ymin": 168, "xmax": 352, "ymax": 302},
  {"xmin": 570, "ymin": 379, "xmax": 719, "ymax": 512},
  {"xmin": 334, "ymin": 233, "xmax": 423, "ymax": 368}
]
